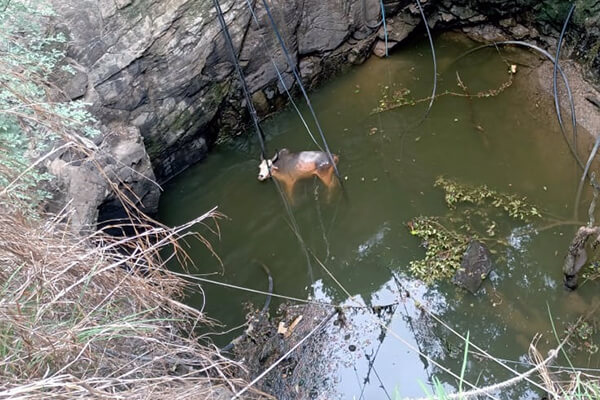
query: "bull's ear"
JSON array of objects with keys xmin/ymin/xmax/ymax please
[{"xmin": 272, "ymin": 165, "xmax": 279, "ymax": 171}]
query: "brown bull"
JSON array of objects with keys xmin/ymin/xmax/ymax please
[{"xmin": 257, "ymin": 149, "xmax": 339, "ymax": 200}]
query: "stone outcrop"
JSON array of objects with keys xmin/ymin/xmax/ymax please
[
  {"xmin": 50, "ymin": 0, "xmax": 385, "ymax": 183},
  {"xmin": 47, "ymin": 0, "xmax": 388, "ymax": 227},
  {"xmin": 452, "ymin": 240, "xmax": 494, "ymax": 294},
  {"xmin": 47, "ymin": 124, "xmax": 159, "ymax": 234},
  {"xmin": 47, "ymin": 0, "xmax": 600, "ymax": 227}
]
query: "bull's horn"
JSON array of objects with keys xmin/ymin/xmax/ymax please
[{"xmin": 272, "ymin": 150, "xmax": 279, "ymax": 162}]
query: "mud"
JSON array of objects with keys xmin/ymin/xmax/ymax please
[
  {"xmin": 537, "ymin": 60, "xmax": 600, "ymax": 141},
  {"xmin": 231, "ymin": 303, "xmax": 336, "ymax": 399}
]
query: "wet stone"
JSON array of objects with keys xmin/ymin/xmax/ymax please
[{"xmin": 452, "ymin": 240, "xmax": 494, "ymax": 294}]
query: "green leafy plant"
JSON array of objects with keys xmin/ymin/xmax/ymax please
[
  {"xmin": 408, "ymin": 177, "xmax": 543, "ymax": 284},
  {"xmin": 408, "ymin": 216, "xmax": 471, "ymax": 284},
  {"xmin": 434, "ymin": 177, "xmax": 542, "ymax": 221},
  {"xmin": 0, "ymin": 0, "xmax": 99, "ymax": 207}
]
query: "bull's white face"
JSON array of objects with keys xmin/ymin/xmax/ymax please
[{"xmin": 257, "ymin": 159, "xmax": 273, "ymax": 181}]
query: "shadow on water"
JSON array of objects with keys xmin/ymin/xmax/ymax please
[{"xmin": 158, "ymin": 32, "xmax": 600, "ymax": 399}]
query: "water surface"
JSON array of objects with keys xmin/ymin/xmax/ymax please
[{"xmin": 159, "ymin": 32, "xmax": 600, "ymax": 399}]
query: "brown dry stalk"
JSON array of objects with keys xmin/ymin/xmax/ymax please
[
  {"xmin": 372, "ymin": 69, "xmax": 515, "ymax": 115},
  {"xmin": 0, "ymin": 191, "xmax": 265, "ymax": 399},
  {"xmin": 0, "ymin": 36, "xmax": 263, "ymax": 398}
]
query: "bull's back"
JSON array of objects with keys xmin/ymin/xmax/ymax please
[
  {"xmin": 276, "ymin": 150, "xmax": 338, "ymax": 176},
  {"xmin": 297, "ymin": 151, "xmax": 337, "ymax": 170}
]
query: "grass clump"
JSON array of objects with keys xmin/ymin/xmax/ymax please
[{"xmin": 0, "ymin": 201, "xmax": 252, "ymax": 399}]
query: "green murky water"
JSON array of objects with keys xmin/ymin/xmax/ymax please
[{"xmin": 158, "ymin": 33, "xmax": 600, "ymax": 399}]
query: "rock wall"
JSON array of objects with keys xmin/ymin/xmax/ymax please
[
  {"xmin": 48, "ymin": 0, "xmax": 600, "ymax": 228},
  {"xmin": 51, "ymin": 0, "xmax": 383, "ymax": 182}
]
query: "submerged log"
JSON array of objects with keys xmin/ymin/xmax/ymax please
[
  {"xmin": 452, "ymin": 240, "xmax": 494, "ymax": 294},
  {"xmin": 563, "ymin": 226, "xmax": 600, "ymax": 290}
]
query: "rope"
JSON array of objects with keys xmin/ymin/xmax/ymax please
[
  {"xmin": 177, "ymin": 271, "xmax": 402, "ymax": 311},
  {"xmin": 390, "ymin": 270, "xmax": 564, "ymax": 398},
  {"xmin": 308, "ymin": 255, "xmax": 500, "ymax": 400},
  {"xmin": 410, "ymin": 345, "xmax": 560, "ymax": 400},
  {"xmin": 181, "ymin": 267, "xmax": 560, "ymax": 398}
]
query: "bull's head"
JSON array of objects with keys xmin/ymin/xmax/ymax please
[{"xmin": 257, "ymin": 151, "xmax": 279, "ymax": 181}]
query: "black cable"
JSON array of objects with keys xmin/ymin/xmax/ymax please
[
  {"xmin": 553, "ymin": 3, "xmax": 577, "ymax": 162},
  {"xmin": 243, "ymin": 0, "xmax": 324, "ymax": 151},
  {"xmin": 455, "ymin": 40, "xmax": 583, "ymax": 171},
  {"xmin": 212, "ymin": 0, "xmax": 268, "ymax": 159},
  {"xmin": 415, "ymin": 0, "xmax": 437, "ymax": 122},
  {"xmin": 260, "ymin": 0, "xmax": 342, "ymax": 184},
  {"xmin": 212, "ymin": 0, "xmax": 315, "ymax": 293}
]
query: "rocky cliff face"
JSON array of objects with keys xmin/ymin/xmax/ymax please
[
  {"xmin": 48, "ymin": 0, "xmax": 600, "ymax": 228},
  {"xmin": 51, "ymin": 0, "xmax": 383, "ymax": 181}
]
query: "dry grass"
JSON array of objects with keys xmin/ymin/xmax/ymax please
[
  {"xmin": 0, "ymin": 193, "xmax": 261, "ymax": 399},
  {"xmin": 0, "ymin": 2, "xmax": 267, "ymax": 396},
  {"xmin": 530, "ymin": 341, "xmax": 600, "ymax": 400}
]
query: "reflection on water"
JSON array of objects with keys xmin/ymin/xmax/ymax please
[{"xmin": 158, "ymin": 32, "xmax": 600, "ymax": 398}]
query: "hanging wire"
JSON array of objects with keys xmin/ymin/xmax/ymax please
[
  {"xmin": 415, "ymin": 0, "xmax": 437, "ymax": 122},
  {"xmin": 212, "ymin": 0, "xmax": 268, "ymax": 159},
  {"xmin": 260, "ymin": 0, "xmax": 342, "ymax": 183},
  {"xmin": 242, "ymin": 0, "xmax": 324, "ymax": 152},
  {"xmin": 212, "ymin": 0, "xmax": 316, "ymax": 285},
  {"xmin": 553, "ymin": 4, "xmax": 577, "ymax": 160},
  {"xmin": 380, "ymin": 0, "xmax": 388, "ymax": 57},
  {"xmin": 384, "ymin": 0, "xmax": 437, "ymax": 132},
  {"xmin": 456, "ymin": 40, "xmax": 582, "ymax": 170}
]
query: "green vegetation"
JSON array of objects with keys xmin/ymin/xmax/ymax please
[
  {"xmin": 408, "ymin": 177, "xmax": 543, "ymax": 284},
  {"xmin": 0, "ymin": 0, "xmax": 98, "ymax": 207},
  {"xmin": 373, "ymin": 67, "xmax": 515, "ymax": 115},
  {"xmin": 434, "ymin": 177, "xmax": 542, "ymax": 222},
  {"xmin": 408, "ymin": 216, "xmax": 471, "ymax": 284}
]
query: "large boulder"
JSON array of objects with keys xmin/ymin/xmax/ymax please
[
  {"xmin": 47, "ymin": 124, "xmax": 159, "ymax": 234},
  {"xmin": 452, "ymin": 240, "xmax": 494, "ymax": 294}
]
